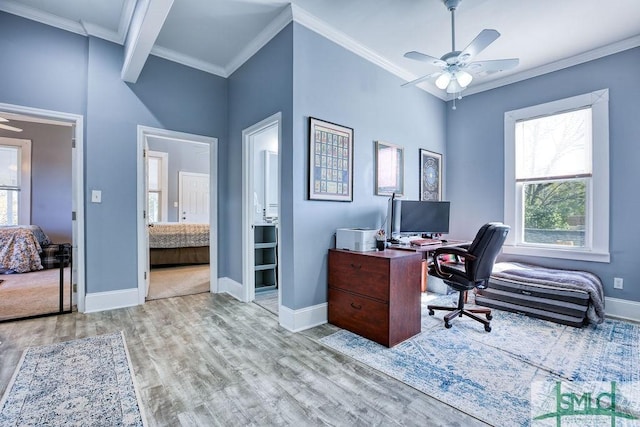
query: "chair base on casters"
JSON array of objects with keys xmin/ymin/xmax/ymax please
[{"xmin": 428, "ymin": 291, "xmax": 493, "ymax": 332}]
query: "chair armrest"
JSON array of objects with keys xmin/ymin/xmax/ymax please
[
  {"xmin": 433, "ymin": 246, "xmax": 476, "ymax": 260},
  {"xmin": 431, "ymin": 246, "xmax": 477, "ymax": 278}
]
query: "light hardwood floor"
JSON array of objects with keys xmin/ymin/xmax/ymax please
[{"xmin": 0, "ymin": 292, "xmax": 487, "ymax": 426}]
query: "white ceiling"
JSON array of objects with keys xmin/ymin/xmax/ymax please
[{"xmin": 2, "ymin": 0, "xmax": 639, "ymax": 99}]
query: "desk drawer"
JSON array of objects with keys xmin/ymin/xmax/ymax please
[
  {"xmin": 328, "ymin": 288, "xmax": 389, "ymax": 346},
  {"xmin": 328, "ymin": 251, "xmax": 389, "ymax": 301}
]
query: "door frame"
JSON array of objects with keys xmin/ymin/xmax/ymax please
[
  {"xmin": 0, "ymin": 102, "xmax": 85, "ymax": 311},
  {"xmin": 136, "ymin": 125, "xmax": 218, "ymax": 304},
  {"xmin": 241, "ymin": 112, "xmax": 281, "ymax": 304}
]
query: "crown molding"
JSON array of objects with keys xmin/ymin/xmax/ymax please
[
  {"xmin": 151, "ymin": 45, "xmax": 227, "ymax": 77},
  {"xmin": 460, "ymin": 34, "xmax": 640, "ymax": 99},
  {"xmin": 0, "ymin": 0, "xmax": 86, "ymax": 36},
  {"xmin": 225, "ymin": 5, "xmax": 294, "ymax": 77},
  {"xmin": 0, "ymin": 0, "xmax": 135, "ymax": 46},
  {"xmin": 81, "ymin": 21, "xmax": 120, "ymax": 44},
  {"xmin": 118, "ymin": 0, "xmax": 137, "ymax": 44},
  {"xmin": 290, "ymin": 4, "xmax": 446, "ymax": 101}
]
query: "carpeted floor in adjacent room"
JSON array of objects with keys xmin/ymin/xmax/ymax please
[
  {"xmin": 0, "ymin": 268, "xmax": 71, "ymax": 321},
  {"xmin": 147, "ymin": 264, "xmax": 210, "ymax": 300}
]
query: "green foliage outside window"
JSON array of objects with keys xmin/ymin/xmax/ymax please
[{"xmin": 524, "ymin": 180, "xmax": 586, "ymax": 246}]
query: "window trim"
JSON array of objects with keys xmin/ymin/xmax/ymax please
[
  {"xmin": 147, "ymin": 150, "xmax": 168, "ymax": 223},
  {"xmin": 0, "ymin": 138, "xmax": 31, "ymax": 225},
  {"xmin": 503, "ymin": 89, "xmax": 610, "ymax": 263}
]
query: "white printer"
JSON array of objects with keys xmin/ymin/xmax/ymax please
[{"xmin": 336, "ymin": 228, "xmax": 377, "ymax": 252}]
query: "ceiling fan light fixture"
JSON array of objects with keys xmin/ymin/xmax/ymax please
[
  {"xmin": 435, "ymin": 72, "xmax": 452, "ymax": 90},
  {"xmin": 456, "ymin": 70, "xmax": 473, "ymax": 87},
  {"xmin": 446, "ymin": 79, "xmax": 462, "ymax": 94}
]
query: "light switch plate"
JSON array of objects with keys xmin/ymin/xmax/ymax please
[{"xmin": 91, "ymin": 190, "xmax": 102, "ymax": 203}]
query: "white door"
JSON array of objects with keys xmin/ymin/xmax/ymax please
[
  {"xmin": 143, "ymin": 143, "xmax": 151, "ymax": 297},
  {"xmin": 179, "ymin": 172, "xmax": 209, "ymax": 223}
]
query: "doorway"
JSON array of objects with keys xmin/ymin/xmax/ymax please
[
  {"xmin": 0, "ymin": 103, "xmax": 85, "ymax": 317},
  {"xmin": 242, "ymin": 113, "xmax": 281, "ymax": 315},
  {"xmin": 136, "ymin": 126, "xmax": 218, "ymax": 304}
]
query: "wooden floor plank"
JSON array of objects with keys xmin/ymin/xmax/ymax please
[{"xmin": 0, "ymin": 292, "xmax": 487, "ymax": 426}]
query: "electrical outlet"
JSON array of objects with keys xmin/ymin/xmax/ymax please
[{"xmin": 614, "ymin": 277, "xmax": 623, "ymax": 289}]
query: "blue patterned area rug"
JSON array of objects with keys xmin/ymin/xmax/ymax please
[
  {"xmin": 320, "ymin": 295, "xmax": 640, "ymax": 426},
  {"xmin": 0, "ymin": 332, "xmax": 145, "ymax": 426}
]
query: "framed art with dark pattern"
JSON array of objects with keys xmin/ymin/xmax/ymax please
[
  {"xmin": 419, "ymin": 149, "xmax": 442, "ymax": 201},
  {"xmin": 308, "ymin": 117, "xmax": 353, "ymax": 202}
]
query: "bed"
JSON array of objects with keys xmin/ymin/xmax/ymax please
[
  {"xmin": 0, "ymin": 225, "xmax": 51, "ymax": 273},
  {"xmin": 476, "ymin": 262, "xmax": 605, "ymax": 327},
  {"xmin": 148, "ymin": 222, "xmax": 210, "ymax": 267}
]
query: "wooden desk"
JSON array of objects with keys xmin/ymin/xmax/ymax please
[
  {"xmin": 328, "ymin": 248, "xmax": 422, "ymax": 347},
  {"xmin": 387, "ymin": 240, "xmax": 469, "ymax": 292}
]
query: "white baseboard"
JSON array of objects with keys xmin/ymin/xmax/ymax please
[
  {"xmin": 279, "ymin": 302, "xmax": 327, "ymax": 332},
  {"xmin": 218, "ymin": 277, "xmax": 244, "ymax": 301},
  {"xmin": 605, "ymin": 297, "xmax": 640, "ymax": 322},
  {"xmin": 84, "ymin": 288, "xmax": 139, "ymax": 313},
  {"xmin": 218, "ymin": 277, "xmax": 327, "ymax": 331}
]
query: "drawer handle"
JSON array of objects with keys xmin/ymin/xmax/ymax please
[
  {"xmin": 350, "ymin": 263, "xmax": 362, "ymax": 270},
  {"xmin": 350, "ymin": 302, "xmax": 362, "ymax": 310},
  {"xmin": 521, "ymin": 290, "xmax": 532, "ymax": 296}
]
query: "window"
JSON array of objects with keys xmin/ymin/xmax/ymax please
[
  {"xmin": 147, "ymin": 151, "xmax": 168, "ymax": 223},
  {"xmin": 504, "ymin": 89, "xmax": 609, "ymax": 262},
  {"xmin": 0, "ymin": 138, "xmax": 31, "ymax": 225}
]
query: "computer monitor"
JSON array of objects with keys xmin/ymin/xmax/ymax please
[{"xmin": 389, "ymin": 200, "xmax": 450, "ymax": 237}]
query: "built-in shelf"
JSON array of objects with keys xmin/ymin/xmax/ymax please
[{"xmin": 254, "ymin": 224, "xmax": 277, "ymax": 292}]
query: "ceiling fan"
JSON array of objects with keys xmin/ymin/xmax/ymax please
[
  {"xmin": 0, "ymin": 116, "xmax": 23, "ymax": 133},
  {"xmin": 403, "ymin": 0, "xmax": 519, "ymax": 99}
]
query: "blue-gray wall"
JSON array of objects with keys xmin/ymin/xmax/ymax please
[
  {"xmin": 291, "ymin": 23, "xmax": 446, "ymax": 309},
  {"xmin": 86, "ymin": 38, "xmax": 227, "ymax": 293},
  {"xmin": 446, "ymin": 47, "xmax": 640, "ymax": 301},
  {"xmin": 0, "ymin": 13, "xmax": 87, "ymax": 122},
  {"xmin": 0, "ymin": 121, "xmax": 73, "ymax": 242},
  {"xmin": 1, "ymin": 12, "xmax": 227, "ymax": 294},
  {"xmin": 225, "ymin": 23, "xmax": 294, "ymax": 293},
  {"xmin": 147, "ymin": 137, "xmax": 210, "ymax": 223}
]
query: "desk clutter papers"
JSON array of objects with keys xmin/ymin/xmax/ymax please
[{"xmin": 410, "ymin": 238, "xmax": 442, "ymax": 247}]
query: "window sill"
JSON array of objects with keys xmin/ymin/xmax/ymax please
[{"xmin": 502, "ymin": 245, "xmax": 610, "ymax": 263}]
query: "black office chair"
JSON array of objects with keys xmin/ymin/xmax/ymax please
[{"xmin": 427, "ymin": 223, "xmax": 510, "ymax": 332}]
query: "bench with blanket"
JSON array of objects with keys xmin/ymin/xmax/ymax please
[{"xmin": 476, "ymin": 262, "xmax": 605, "ymax": 327}]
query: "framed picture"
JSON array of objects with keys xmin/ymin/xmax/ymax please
[
  {"xmin": 308, "ymin": 117, "xmax": 353, "ymax": 202},
  {"xmin": 375, "ymin": 141, "xmax": 404, "ymax": 196},
  {"xmin": 419, "ymin": 149, "xmax": 442, "ymax": 201}
]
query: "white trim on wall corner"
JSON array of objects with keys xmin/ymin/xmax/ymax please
[
  {"xmin": 84, "ymin": 288, "xmax": 139, "ymax": 313},
  {"xmin": 218, "ymin": 277, "xmax": 244, "ymax": 301},
  {"xmin": 604, "ymin": 297, "xmax": 640, "ymax": 323},
  {"xmin": 279, "ymin": 302, "xmax": 327, "ymax": 333}
]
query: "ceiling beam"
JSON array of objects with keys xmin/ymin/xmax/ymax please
[{"xmin": 121, "ymin": 0, "xmax": 174, "ymax": 83}]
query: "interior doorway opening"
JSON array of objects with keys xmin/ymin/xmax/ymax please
[
  {"xmin": 137, "ymin": 126, "xmax": 218, "ymax": 304},
  {"xmin": 242, "ymin": 113, "xmax": 281, "ymax": 317},
  {"xmin": 0, "ymin": 103, "xmax": 85, "ymax": 319}
]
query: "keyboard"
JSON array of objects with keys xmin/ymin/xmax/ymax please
[{"xmin": 410, "ymin": 238, "xmax": 441, "ymax": 246}]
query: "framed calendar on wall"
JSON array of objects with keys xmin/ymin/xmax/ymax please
[{"xmin": 308, "ymin": 117, "xmax": 354, "ymax": 202}]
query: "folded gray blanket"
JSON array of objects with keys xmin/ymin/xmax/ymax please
[{"xmin": 491, "ymin": 262, "xmax": 605, "ymax": 324}]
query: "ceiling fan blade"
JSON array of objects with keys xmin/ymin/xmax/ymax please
[
  {"xmin": 458, "ymin": 29, "xmax": 500, "ymax": 63},
  {"xmin": 403, "ymin": 51, "xmax": 446, "ymax": 68},
  {"xmin": 466, "ymin": 58, "xmax": 519, "ymax": 75},
  {"xmin": 401, "ymin": 71, "xmax": 442, "ymax": 88},
  {"xmin": 0, "ymin": 123, "xmax": 23, "ymax": 132}
]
